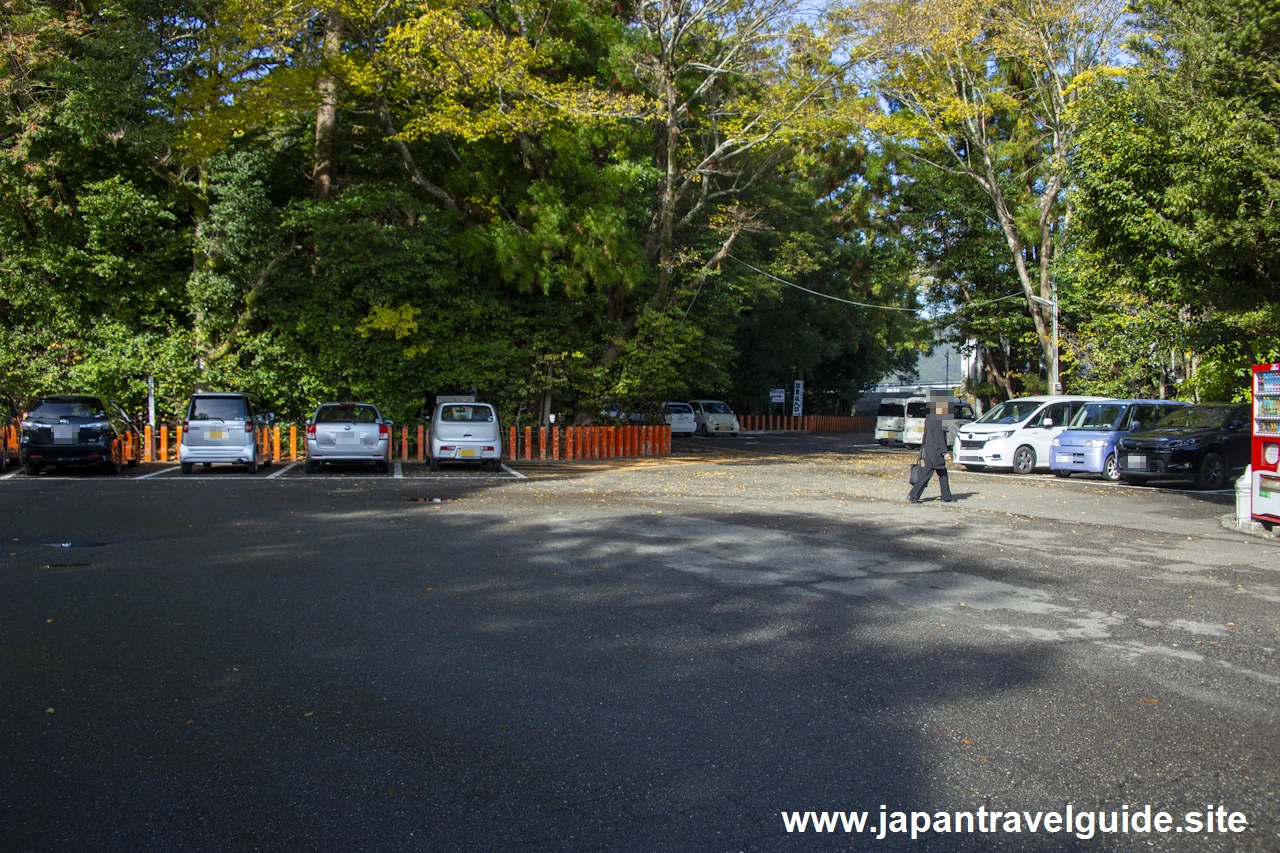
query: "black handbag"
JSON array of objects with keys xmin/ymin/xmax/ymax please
[{"xmin": 909, "ymin": 454, "xmax": 926, "ymax": 485}]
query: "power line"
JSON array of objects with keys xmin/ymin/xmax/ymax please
[{"xmin": 726, "ymin": 254, "xmax": 1025, "ymax": 314}]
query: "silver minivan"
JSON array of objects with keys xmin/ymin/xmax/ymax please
[{"xmin": 180, "ymin": 393, "xmax": 274, "ymax": 474}]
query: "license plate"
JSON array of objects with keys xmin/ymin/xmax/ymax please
[
  {"xmin": 53, "ymin": 425, "xmax": 77, "ymax": 444},
  {"xmin": 337, "ymin": 432, "xmax": 358, "ymax": 443},
  {"xmin": 1056, "ymin": 454, "xmax": 1073, "ymax": 464},
  {"xmin": 1127, "ymin": 454, "xmax": 1146, "ymax": 469},
  {"xmin": 207, "ymin": 428, "xmax": 227, "ymax": 440},
  {"xmin": 460, "ymin": 449, "xmax": 475, "ymax": 457},
  {"xmin": 717, "ymin": 425, "xmax": 729, "ymax": 431}
]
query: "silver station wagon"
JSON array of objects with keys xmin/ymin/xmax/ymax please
[{"xmin": 305, "ymin": 402, "xmax": 392, "ymax": 473}]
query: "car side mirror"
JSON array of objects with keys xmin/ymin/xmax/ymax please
[
  {"xmin": 1230, "ymin": 420, "xmax": 1246, "ymax": 431},
  {"xmin": 1042, "ymin": 419, "xmax": 1053, "ymax": 428},
  {"xmin": 385, "ymin": 419, "xmax": 395, "ymax": 427},
  {"xmin": 1130, "ymin": 422, "xmax": 1141, "ymax": 431}
]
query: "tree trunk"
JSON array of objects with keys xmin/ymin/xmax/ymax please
[{"xmin": 313, "ymin": 10, "xmax": 342, "ymax": 201}]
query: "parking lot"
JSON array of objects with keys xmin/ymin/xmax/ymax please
[{"xmin": 1, "ymin": 431, "xmax": 1275, "ymax": 851}]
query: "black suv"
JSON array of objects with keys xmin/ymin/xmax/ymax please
[
  {"xmin": 20, "ymin": 395, "xmax": 137, "ymax": 475},
  {"xmin": 1117, "ymin": 403, "xmax": 1251, "ymax": 490}
]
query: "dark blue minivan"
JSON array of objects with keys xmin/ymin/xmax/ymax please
[{"xmin": 1050, "ymin": 399, "xmax": 1188, "ymax": 481}]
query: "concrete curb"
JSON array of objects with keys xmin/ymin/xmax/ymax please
[{"xmin": 1219, "ymin": 513, "xmax": 1278, "ymax": 541}]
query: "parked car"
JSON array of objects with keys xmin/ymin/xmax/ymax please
[
  {"xmin": 661, "ymin": 402, "xmax": 696, "ymax": 435},
  {"xmin": 19, "ymin": 394, "xmax": 134, "ymax": 475},
  {"xmin": 179, "ymin": 393, "xmax": 274, "ymax": 474},
  {"xmin": 953, "ymin": 395, "xmax": 1106, "ymax": 474},
  {"xmin": 689, "ymin": 400, "xmax": 740, "ymax": 437},
  {"xmin": 305, "ymin": 402, "xmax": 392, "ymax": 474},
  {"xmin": 1050, "ymin": 399, "xmax": 1188, "ymax": 481},
  {"xmin": 429, "ymin": 401, "xmax": 502, "ymax": 471},
  {"xmin": 874, "ymin": 398, "xmax": 907, "ymax": 444},
  {"xmin": 903, "ymin": 398, "xmax": 974, "ymax": 448},
  {"xmin": 1117, "ymin": 403, "xmax": 1251, "ymax": 490}
]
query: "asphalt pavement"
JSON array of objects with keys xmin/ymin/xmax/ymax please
[{"xmin": 0, "ymin": 433, "xmax": 1275, "ymax": 852}]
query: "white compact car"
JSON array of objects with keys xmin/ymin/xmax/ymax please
[
  {"xmin": 689, "ymin": 400, "xmax": 740, "ymax": 437},
  {"xmin": 662, "ymin": 402, "xmax": 697, "ymax": 435},
  {"xmin": 953, "ymin": 395, "xmax": 1106, "ymax": 474},
  {"xmin": 429, "ymin": 401, "xmax": 502, "ymax": 471}
]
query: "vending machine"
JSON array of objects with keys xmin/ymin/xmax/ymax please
[{"xmin": 1252, "ymin": 363, "xmax": 1280, "ymax": 527}]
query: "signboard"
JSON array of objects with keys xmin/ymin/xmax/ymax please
[
  {"xmin": 792, "ymin": 380, "xmax": 804, "ymax": 417},
  {"xmin": 769, "ymin": 388, "xmax": 786, "ymax": 404}
]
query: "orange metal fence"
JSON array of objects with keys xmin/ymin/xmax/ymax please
[{"xmin": 138, "ymin": 422, "xmax": 674, "ymax": 464}]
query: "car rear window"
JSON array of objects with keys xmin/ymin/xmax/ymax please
[
  {"xmin": 877, "ymin": 402, "xmax": 904, "ymax": 418},
  {"xmin": 31, "ymin": 399, "xmax": 106, "ymax": 419},
  {"xmin": 316, "ymin": 405, "xmax": 379, "ymax": 424},
  {"xmin": 189, "ymin": 397, "xmax": 249, "ymax": 421},
  {"xmin": 664, "ymin": 403, "xmax": 693, "ymax": 414},
  {"xmin": 440, "ymin": 405, "xmax": 494, "ymax": 422}
]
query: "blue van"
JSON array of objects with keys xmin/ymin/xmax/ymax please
[{"xmin": 1050, "ymin": 399, "xmax": 1188, "ymax": 481}]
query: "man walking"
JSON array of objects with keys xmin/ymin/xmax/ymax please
[{"xmin": 908, "ymin": 392, "xmax": 954, "ymax": 503}]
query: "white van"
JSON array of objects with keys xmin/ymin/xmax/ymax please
[
  {"xmin": 903, "ymin": 398, "xmax": 975, "ymax": 448},
  {"xmin": 953, "ymin": 395, "xmax": 1106, "ymax": 474},
  {"xmin": 874, "ymin": 398, "xmax": 907, "ymax": 444}
]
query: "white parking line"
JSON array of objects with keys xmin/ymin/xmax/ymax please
[
  {"xmin": 266, "ymin": 462, "xmax": 297, "ymax": 479},
  {"xmin": 1, "ymin": 467, "xmax": 23, "ymax": 480},
  {"xmin": 501, "ymin": 463, "xmax": 527, "ymax": 479},
  {"xmin": 133, "ymin": 466, "xmax": 178, "ymax": 480},
  {"xmin": 394, "ymin": 463, "xmax": 404, "ymax": 479}
]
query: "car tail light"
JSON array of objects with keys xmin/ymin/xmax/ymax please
[
  {"xmin": 182, "ymin": 420, "xmax": 189, "ymax": 429},
  {"xmin": 306, "ymin": 424, "xmax": 316, "ymax": 437},
  {"xmin": 483, "ymin": 446, "xmax": 494, "ymax": 451},
  {"xmin": 379, "ymin": 424, "xmax": 389, "ymax": 437},
  {"xmin": 439, "ymin": 446, "xmax": 455, "ymax": 451},
  {"xmin": 244, "ymin": 421, "xmax": 253, "ymax": 433}
]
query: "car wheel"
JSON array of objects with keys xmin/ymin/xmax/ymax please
[
  {"xmin": 1, "ymin": 444, "xmax": 8, "ymax": 469},
  {"xmin": 490, "ymin": 458, "xmax": 502, "ymax": 472},
  {"xmin": 377, "ymin": 459, "xmax": 390, "ymax": 474},
  {"xmin": 203, "ymin": 462, "xmax": 212, "ymax": 469},
  {"xmin": 1102, "ymin": 453, "xmax": 1121, "ymax": 482},
  {"xmin": 181, "ymin": 462, "xmax": 194, "ymax": 475},
  {"xmin": 429, "ymin": 457, "xmax": 439, "ymax": 472},
  {"xmin": 305, "ymin": 458, "xmax": 319, "ymax": 474},
  {"xmin": 1053, "ymin": 470, "xmax": 1070, "ymax": 478},
  {"xmin": 24, "ymin": 461, "xmax": 40, "ymax": 476},
  {"xmin": 246, "ymin": 453, "xmax": 259, "ymax": 474},
  {"xmin": 1012, "ymin": 445, "xmax": 1036, "ymax": 474},
  {"xmin": 1194, "ymin": 451, "xmax": 1226, "ymax": 490}
]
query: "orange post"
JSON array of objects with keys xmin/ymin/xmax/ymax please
[
  {"xmin": 508, "ymin": 426, "xmax": 516, "ymax": 459},
  {"xmin": 158, "ymin": 425, "xmax": 168, "ymax": 462},
  {"xmin": 289, "ymin": 425, "xmax": 297, "ymax": 460},
  {"xmin": 521, "ymin": 426, "xmax": 530, "ymax": 460},
  {"xmin": 564, "ymin": 427, "xmax": 573, "ymax": 460},
  {"xmin": 539, "ymin": 426, "xmax": 547, "ymax": 460},
  {"xmin": 552, "ymin": 426, "xmax": 560, "ymax": 460},
  {"xmin": 143, "ymin": 425, "xmax": 153, "ymax": 462},
  {"xmin": 175, "ymin": 426, "xmax": 183, "ymax": 461},
  {"xmin": 604, "ymin": 427, "xmax": 612, "ymax": 459},
  {"xmin": 592, "ymin": 426, "xmax": 600, "ymax": 459},
  {"xmin": 400, "ymin": 426, "xmax": 408, "ymax": 460},
  {"xmin": 273, "ymin": 426, "xmax": 281, "ymax": 461},
  {"xmin": 417, "ymin": 425, "xmax": 425, "ymax": 461}
]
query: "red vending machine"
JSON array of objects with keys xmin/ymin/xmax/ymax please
[{"xmin": 1253, "ymin": 363, "xmax": 1280, "ymax": 526}]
